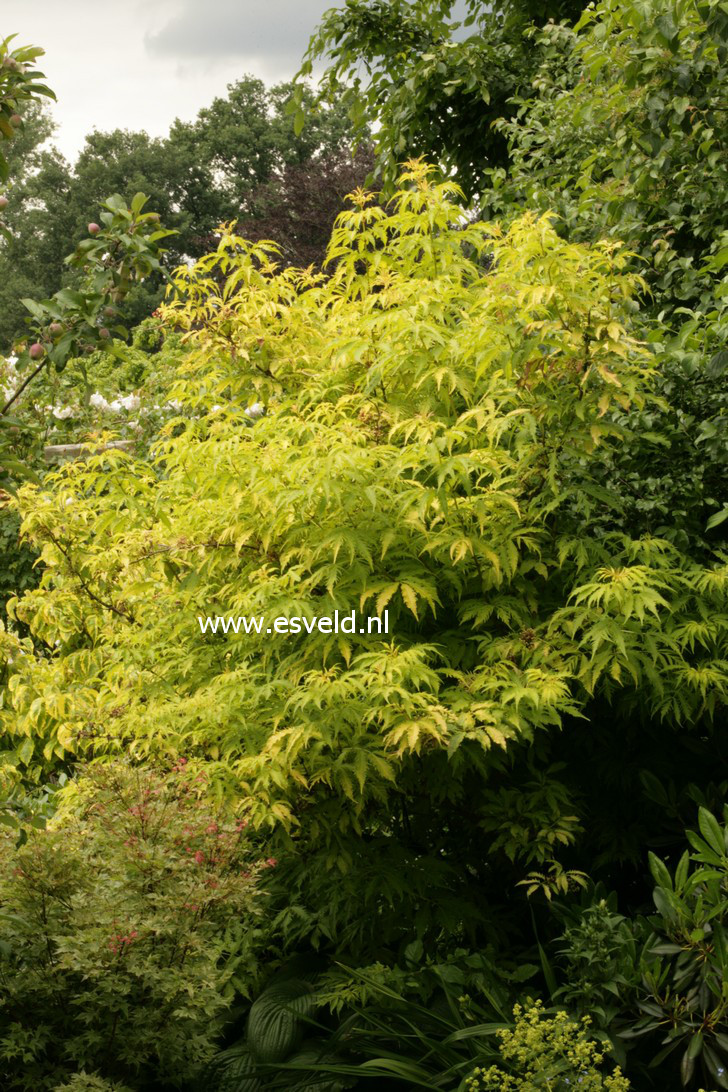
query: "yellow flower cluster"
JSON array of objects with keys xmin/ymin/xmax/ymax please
[{"xmin": 466, "ymin": 1001, "xmax": 630, "ymax": 1091}]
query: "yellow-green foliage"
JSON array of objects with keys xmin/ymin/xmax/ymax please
[
  {"xmin": 2, "ymin": 162, "xmax": 727, "ymax": 867},
  {"xmin": 466, "ymin": 1001, "xmax": 630, "ymax": 1090}
]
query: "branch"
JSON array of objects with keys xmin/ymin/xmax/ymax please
[
  {"xmin": 1, "ymin": 357, "xmax": 49, "ymax": 415},
  {"xmin": 42, "ymin": 526, "xmax": 138, "ymax": 625},
  {"xmin": 132, "ymin": 540, "xmax": 256, "ymax": 563}
]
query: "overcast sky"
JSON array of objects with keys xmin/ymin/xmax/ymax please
[{"xmin": 3, "ymin": 0, "xmax": 342, "ymax": 162}]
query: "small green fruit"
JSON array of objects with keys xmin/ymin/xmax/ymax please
[
  {"xmin": 29, "ymin": 342, "xmax": 44, "ymax": 360},
  {"xmin": 88, "ymin": 222, "xmax": 101, "ymax": 235}
]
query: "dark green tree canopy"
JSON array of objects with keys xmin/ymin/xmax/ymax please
[{"xmin": 296, "ymin": 0, "xmax": 587, "ymax": 199}]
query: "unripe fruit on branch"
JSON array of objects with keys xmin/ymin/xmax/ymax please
[
  {"xmin": 10, "ymin": 114, "xmax": 21, "ymax": 126},
  {"xmin": 88, "ymin": 222, "xmax": 100, "ymax": 235},
  {"xmin": 99, "ymin": 327, "xmax": 110, "ymax": 339},
  {"xmin": 0, "ymin": 196, "xmax": 8, "ymax": 211},
  {"xmin": 103, "ymin": 305, "xmax": 116, "ymax": 317},
  {"xmin": 49, "ymin": 322, "xmax": 63, "ymax": 336},
  {"xmin": 29, "ymin": 342, "xmax": 44, "ymax": 360}
]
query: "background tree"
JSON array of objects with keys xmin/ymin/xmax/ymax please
[
  {"xmin": 0, "ymin": 78, "xmax": 366, "ymax": 350},
  {"xmin": 295, "ymin": 0, "xmax": 587, "ymax": 200},
  {"xmin": 236, "ymin": 142, "xmax": 375, "ymax": 269}
]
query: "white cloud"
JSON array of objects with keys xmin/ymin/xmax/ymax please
[
  {"xmin": 145, "ymin": 0, "xmax": 331, "ymax": 63},
  {"xmin": 2, "ymin": 0, "xmax": 336, "ymax": 161}
]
